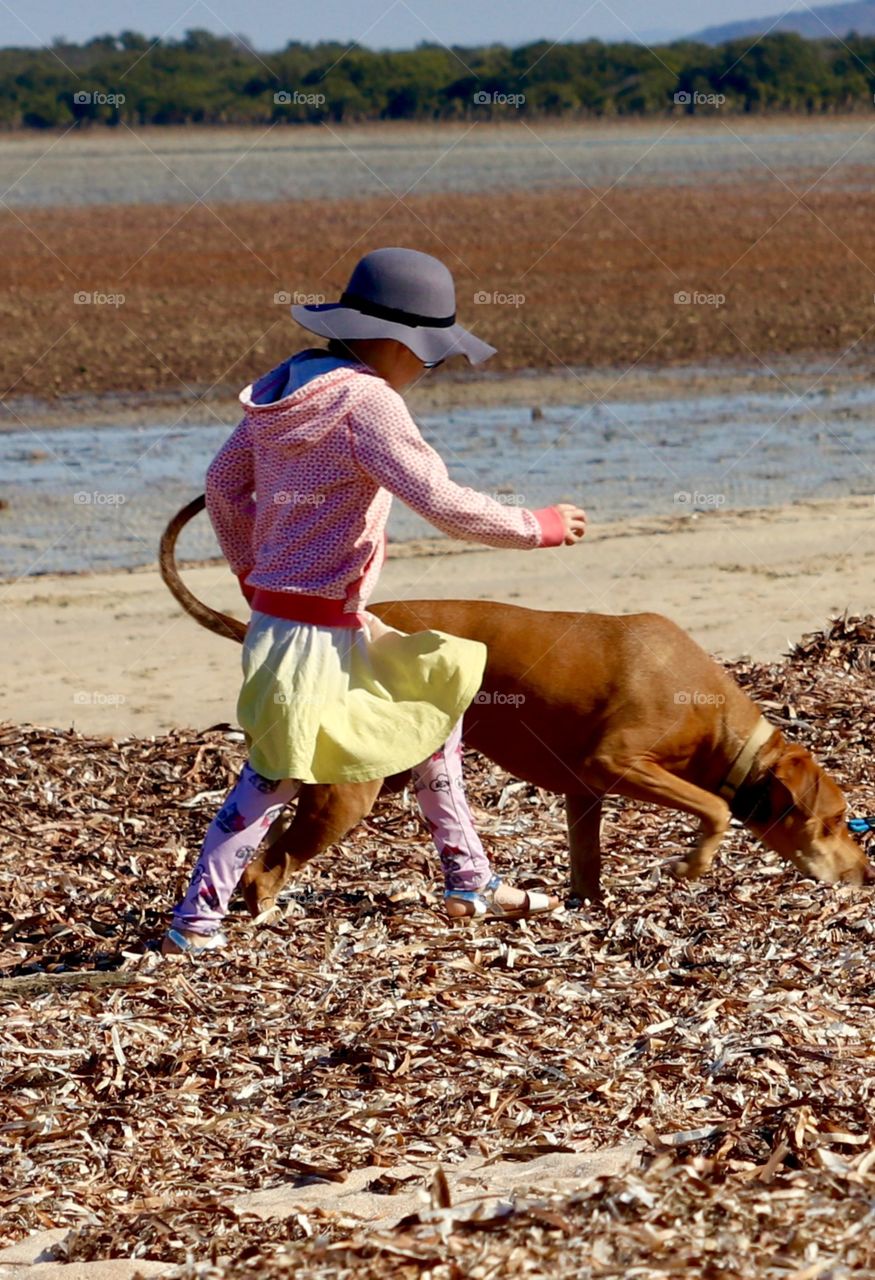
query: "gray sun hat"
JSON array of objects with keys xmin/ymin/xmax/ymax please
[{"xmin": 290, "ymin": 247, "xmax": 496, "ymax": 365}]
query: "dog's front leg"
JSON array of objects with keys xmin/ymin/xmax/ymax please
[
  {"xmin": 565, "ymin": 791, "xmax": 604, "ymax": 901},
  {"xmin": 602, "ymin": 759, "xmax": 731, "ymax": 882},
  {"xmin": 671, "ymin": 823, "xmax": 728, "ymax": 881}
]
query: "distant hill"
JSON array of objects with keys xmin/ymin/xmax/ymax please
[{"xmin": 692, "ymin": 0, "xmax": 875, "ymax": 43}]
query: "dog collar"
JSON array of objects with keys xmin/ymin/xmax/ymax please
[{"xmin": 718, "ymin": 715, "xmax": 775, "ymax": 801}]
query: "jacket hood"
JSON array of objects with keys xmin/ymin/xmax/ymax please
[{"xmin": 238, "ymin": 350, "xmax": 378, "ymax": 450}]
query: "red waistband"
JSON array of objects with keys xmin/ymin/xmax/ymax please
[{"xmin": 250, "ymin": 587, "xmax": 366, "ymax": 629}]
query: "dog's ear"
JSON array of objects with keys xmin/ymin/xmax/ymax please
[{"xmin": 766, "ymin": 745, "xmax": 824, "ymax": 820}]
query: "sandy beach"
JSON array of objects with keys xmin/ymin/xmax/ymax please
[{"xmin": 2, "ymin": 494, "xmax": 871, "ymax": 736}]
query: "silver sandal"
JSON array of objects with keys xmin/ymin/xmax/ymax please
[
  {"xmin": 161, "ymin": 928, "xmax": 228, "ymax": 955},
  {"xmin": 444, "ymin": 873, "xmax": 559, "ymax": 921}
]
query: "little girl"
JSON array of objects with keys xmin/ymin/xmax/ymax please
[{"xmin": 163, "ymin": 247, "xmax": 586, "ymax": 953}]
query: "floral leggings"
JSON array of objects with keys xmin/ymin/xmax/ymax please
[{"xmin": 172, "ymin": 719, "xmax": 491, "ymax": 934}]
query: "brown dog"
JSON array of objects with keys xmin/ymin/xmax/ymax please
[{"xmin": 160, "ymin": 497, "xmax": 872, "ymax": 911}]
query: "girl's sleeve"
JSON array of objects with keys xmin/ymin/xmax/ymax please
[
  {"xmin": 349, "ymin": 387, "xmax": 566, "ymax": 549},
  {"xmin": 205, "ymin": 416, "xmax": 257, "ymax": 579}
]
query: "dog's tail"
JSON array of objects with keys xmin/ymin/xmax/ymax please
[{"xmin": 159, "ymin": 494, "xmax": 247, "ymax": 644}]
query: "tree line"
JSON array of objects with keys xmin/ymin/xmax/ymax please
[{"xmin": 2, "ymin": 28, "xmax": 875, "ymax": 128}]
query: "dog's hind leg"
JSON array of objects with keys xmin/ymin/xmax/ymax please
[
  {"xmin": 599, "ymin": 759, "xmax": 731, "ymax": 881},
  {"xmin": 565, "ymin": 791, "xmax": 604, "ymax": 901},
  {"xmin": 241, "ymin": 779, "xmax": 383, "ymax": 918}
]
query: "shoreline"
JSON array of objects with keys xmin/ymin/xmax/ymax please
[
  {"xmin": 4, "ymin": 356, "xmax": 874, "ymax": 430},
  {"xmin": 1, "ymin": 491, "xmax": 872, "ymax": 582},
  {"xmin": 4, "ymin": 114, "xmax": 866, "ymax": 137},
  {"xmin": 2, "ymin": 495, "xmax": 871, "ymax": 736}
]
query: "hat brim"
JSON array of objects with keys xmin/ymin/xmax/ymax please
[{"xmin": 290, "ymin": 303, "xmax": 496, "ymax": 365}]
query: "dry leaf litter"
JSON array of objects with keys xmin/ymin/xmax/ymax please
[{"xmin": 1, "ymin": 614, "xmax": 874, "ymax": 1278}]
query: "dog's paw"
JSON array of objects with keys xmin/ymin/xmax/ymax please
[
  {"xmin": 251, "ymin": 901, "xmax": 283, "ymax": 927},
  {"xmin": 568, "ymin": 892, "xmax": 602, "ymax": 910},
  {"xmin": 667, "ymin": 857, "xmax": 701, "ymax": 882}
]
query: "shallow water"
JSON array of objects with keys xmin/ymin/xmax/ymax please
[
  {"xmin": 2, "ymin": 120, "xmax": 874, "ymax": 207},
  {"xmin": 1, "ymin": 384, "xmax": 872, "ymax": 578}
]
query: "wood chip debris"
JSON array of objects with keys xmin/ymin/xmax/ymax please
[{"xmin": 1, "ymin": 613, "xmax": 874, "ymax": 1277}]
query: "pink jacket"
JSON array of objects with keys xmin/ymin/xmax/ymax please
[{"xmin": 206, "ymin": 361, "xmax": 566, "ymax": 615}]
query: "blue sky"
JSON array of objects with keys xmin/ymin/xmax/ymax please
[{"xmin": 2, "ymin": 0, "xmax": 807, "ymax": 50}]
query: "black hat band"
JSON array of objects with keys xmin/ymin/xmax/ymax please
[{"xmin": 339, "ymin": 290, "xmax": 456, "ymax": 329}]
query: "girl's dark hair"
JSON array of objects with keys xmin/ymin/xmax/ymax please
[{"xmin": 326, "ymin": 338, "xmax": 359, "ymax": 360}]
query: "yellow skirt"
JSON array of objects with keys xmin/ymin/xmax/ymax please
[{"xmin": 236, "ymin": 610, "xmax": 487, "ymax": 784}]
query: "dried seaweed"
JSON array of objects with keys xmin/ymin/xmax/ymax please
[{"xmin": 1, "ymin": 615, "xmax": 873, "ymax": 1278}]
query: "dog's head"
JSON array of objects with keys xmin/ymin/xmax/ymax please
[{"xmin": 743, "ymin": 741, "xmax": 872, "ymax": 885}]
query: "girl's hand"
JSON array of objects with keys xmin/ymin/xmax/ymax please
[{"xmin": 555, "ymin": 503, "xmax": 587, "ymax": 545}]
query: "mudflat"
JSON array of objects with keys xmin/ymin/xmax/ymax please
[{"xmin": 3, "ymin": 178, "xmax": 875, "ymax": 408}]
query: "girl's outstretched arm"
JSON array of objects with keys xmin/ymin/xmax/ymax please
[
  {"xmin": 350, "ymin": 386, "xmax": 568, "ymax": 550},
  {"xmin": 205, "ymin": 416, "xmax": 257, "ymax": 581}
]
